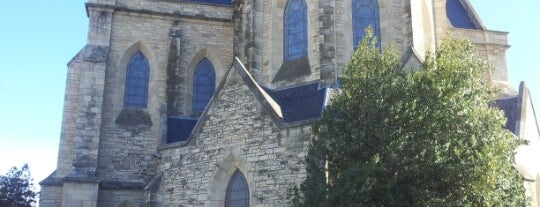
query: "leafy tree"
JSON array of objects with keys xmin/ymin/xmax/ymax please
[
  {"xmin": 291, "ymin": 30, "xmax": 528, "ymax": 206},
  {"xmin": 0, "ymin": 164, "xmax": 37, "ymax": 207}
]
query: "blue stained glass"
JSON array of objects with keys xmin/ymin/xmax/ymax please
[
  {"xmin": 225, "ymin": 170, "xmax": 249, "ymax": 207},
  {"xmin": 284, "ymin": 0, "xmax": 308, "ymax": 61},
  {"xmin": 124, "ymin": 52, "xmax": 149, "ymax": 108},
  {"xmin": 352, "ymin": 0, "xmax": 381, "ymax": 49},
  {"xmin": 192, "ymin": 58, "xmax": 215, "ymax": 115},
  {"xmin": 446, "ymin": 0, "xmax": 476, "ymax": 29}
]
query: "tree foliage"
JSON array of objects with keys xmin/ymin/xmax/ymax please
[
  {"xmin": 291, "ymin": 30, "xmax": 528, "ymax": 206},
  {"xmin": 0, "ymin": 164, "xmax": 37, "ymax": 207}
]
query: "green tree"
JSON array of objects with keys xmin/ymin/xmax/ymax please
[
  {"xmin": 291, "ymin": 31, "xmax": 528, "ymax": 206},
  {"xmin": 0, "ymin": 164, "xmax": 37, "ymax": 207}
]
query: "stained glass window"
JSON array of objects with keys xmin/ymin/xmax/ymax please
[
  {"xmin": 284, "ymin": 0, "xmax": 308, "ymax": 61},
  {"xmin": 352, "ymin": 0, "xmax": 381, "ymax": 48},
  {"xmin": 446, "ymin": 0, "xmax": 476, "ymax": 29},
  {"xmin": 192, "ymin": 58, "xmax": 215, "ymax": 115},
  {"xmin": 225, "ymin": 170, "xmax": 249, "ymax": 207},
  {"xmin": 124, "ymin": 52, "xmax": 149, "ymax": 108}
]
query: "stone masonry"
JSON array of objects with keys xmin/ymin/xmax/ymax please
[{"xmin": 40, "ymin": 0, "xmax": 540, "ymax": 206}]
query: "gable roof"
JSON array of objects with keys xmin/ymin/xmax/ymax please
[
  {"xmin": 165, "ymin": 57, "xmax": 327, "ymax": 146},
  {"xmin": 233, "ymin": 57, "xmax": 284, "ymax": 119},
  {"xmin": 493, "ymin": 82, "xmax": 540, "ymax": 139},
  {"xmin": 229, "ymin": 57, "xmax": 327, "ymax": 127},
  {"xmin": 228, "ymin": 58, "xmax": 328, "ymax": 128}
]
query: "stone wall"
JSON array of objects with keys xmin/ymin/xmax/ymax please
[
  {"xmin": 262, "ymin": 0, "xmax": 321, "ymax": 88},
  {"xmin": 96, "ymin": 0, "xmax": 234, "ymax": 185},
  {"xmin": 259, "ymin": 0, "xmax": 418, "ymax": 88},
  {"xmin": 115, "ymin": 0, "xmax": 233, "ymax": 20},
  {"xmin": 56, "ymin": 49, "xmax": 84, "ymax": 178},
  {"xmin": 42, "ymin": 1, "xmax": 235, "ymax": 206},
  {"xmin": 449, "ymin": 28, "xmax": 509, "ymax": 83},
  {"xmin": 41, "ymin": 0, "xmax": 521, "ymax": 206},
  {"xmin": 156, "ymin": 68, "xmax": 311, "ymax": 206},
  {"xmin": 39, "ymin": 185, "xmax": 63, "ymax": 207},
  {"xmin": 61, "ymin": 182, "xmax": 100, "ymax": 207},
  {"xmin": 97, "ymin": 11, "xmax": 167, "ymax": 185},
  {"xmin": 98, "ymin": 189, "xmax": 144, "ymax": 207}
]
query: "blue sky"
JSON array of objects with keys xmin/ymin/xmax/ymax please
[
  {"xmin": 0, "ymin": 0, "xmax": 538, "ymax": 192},
  {"xmin": 0, "ymin": 1, "xmax": 87, "ymax": 188}
]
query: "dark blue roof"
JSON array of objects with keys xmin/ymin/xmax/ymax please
[
  {"xmin": 193, "ymin": 0, "xmax": 231, "ymax": 5},
  {"xmin": 446, "ymin": 0, "xmax": 477, "ymax": 29},
  {"xmin": 264, "ymin": 82, "xmax": 327, "ymax": 123},
  {"xmin": 493, "ymin": 97, "xmax": 518, "ymax": 133},
  {"xmin": 167, "ymin": 117, "xmax": 198, "ymax": 143}
]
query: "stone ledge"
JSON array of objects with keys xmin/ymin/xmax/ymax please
[
  {"xmin": 153, "ymin": 0, "xmax": 232, "ymax": 7},
  {"xmin": 100, "ymin": 180, "xmax": 145, "ymax": 190},
  {"xmin": 115, "ymin": 108, "xmax": 153, "ymax": 127},
  {"xmin": 86, "ymin": 2, "xmax": 233, "ymax": 23},
  {"xmin": 449, "ymin": 28, "xmax": 509, "ymax": 47},
  {"xmin": 143, "ymin": 173, "xmax": 163, "ymax": 192},
  {"xmin": 272, "ymin": 56, "xmax": 311, "ymax": 83},
  {"xmin": 39, "ymin": 171, "xmax": 63, "ymax": 186},
  {"xmin": 83, "ymin": 45, "xmax": 110, "ymax": 62}
]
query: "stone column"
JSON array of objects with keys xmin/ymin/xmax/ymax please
[
  {"xmin": 167, "ymin": 29, "xmax": 182, "ymax": 116},
  {"xmin": 318, "ymin": 0, "xmax": 338, "ymax": 88},
  {"xmin": 432, "ymin": 0, "xmax": 450, "ymax": 45},
  {"xmin": 61, "ymin": 2, "xmax": 114, "ymax": 207},
  {"xmin": 232, "ymin": 0, "xmax": 259, "ymax": 76},
  {"xmin": 232, "ymin": 0, "xmax": 247, "ymax": 62},
  {"xmin": 250, "ymin": 0, "xmax": 264, "ymax": 81}
]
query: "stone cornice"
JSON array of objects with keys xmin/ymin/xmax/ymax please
[{"xmin": 86, "ymin": 2, "xmax": 233, "ymax": 23}]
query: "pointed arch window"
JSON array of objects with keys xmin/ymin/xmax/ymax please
[
  {"xmin": 192, "ymin": 58, "xmax": 216, "ymax": 115},
  {"xmin": 124, "ymin": 51, "xmax": 150, "ymax": 108},
  {"xmin": 446, "ymin": 0, "xmax": 477, "ymax": 29},
  {"xmin": 226, "ymin": 170, "xmax": 249, "ymax": 207},
  {"xmin": 352, "ymin": 0, "xmax": 381, "ymax": 48},
  {"xmin": 284, "ymin": 0, "xmax": 308, "ymax": 61}
]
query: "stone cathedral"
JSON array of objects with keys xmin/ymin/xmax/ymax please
[{"xmin": 40, "ymin": 0, "xmax": 540, "ymax": 206}]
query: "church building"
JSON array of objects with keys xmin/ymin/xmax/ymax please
[{"xmin": 40, "ymin": 0, "xmax": 540, "ymax": 206}]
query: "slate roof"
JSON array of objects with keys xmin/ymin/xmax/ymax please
[
  {"xmin": 192, "ymin": 0, "xmax": 231, "ymax": 5},
  {"xmin": 165, "ymin": 83, "xmax": 327, "ymax": 144},
  {"xmin": 167, "ymin": 117, "xmax": 198, "ymax": 143},
  {"xmin": 165, "ymin": 58, "xmax": 328, "ymax": 144},
  {"xmin": 446, "ymin": 0, "xmax": 477, "ymax": 29},
  {"xmin": 264, "ymin": 82, "xmax": 327, "ymax": 123},
  {"xmin": 493, "ymin": 97, "xmax": 519, "ymax": 133}
]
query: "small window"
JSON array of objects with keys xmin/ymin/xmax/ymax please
[
  {"xmin": 192, "ymin": 58, "xmax": 216, "ymax": 115},
  {"xmin": 284, "ymin": 0, "xmax": 308, "ymax": 61},
  {"xmin": 352, "ymin": 0, "xmax": 381, "ymax": 48},
  {"xmin": 124, "ymin": 52, "xmax": 150, "ymax": 108},
  {"xmin": 225, "ymin": 170, "xmax": 249, "ymax": 207}
]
